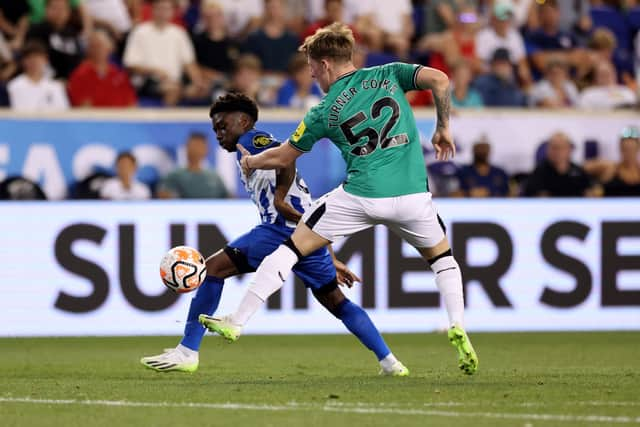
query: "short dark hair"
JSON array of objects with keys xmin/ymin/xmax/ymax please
[
  {"xmin": 20, "ymin": 40, "xmax": 48, "ymax": 59},
  {"xmin": 209, "ymin": 91, "xmax": 259, "ymax": 123},
  {"xmin": 116, "ymin": 151, "xmax": 136, "ymax": 165}
]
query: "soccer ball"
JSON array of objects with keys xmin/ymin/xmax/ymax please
[{"xmin": 160, "ymin": 246, "xmax": 207, "ymax": 293}]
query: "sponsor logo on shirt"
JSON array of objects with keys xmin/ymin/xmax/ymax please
[
  {"xmin": 291, "ymin": 121, "xmax": 306, "ymax": 142},
  {"xmin": 253, "ymin": 135, "xmax": 272, "ymax": 148}
]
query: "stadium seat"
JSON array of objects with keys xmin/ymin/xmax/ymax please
[
  {"xmin": 584, "ymin": 139, "xmax": 600, "ymax": 160},
  {"xmin": 534, "ymin": 141, "xmax": 548, "ymax": 164},
  {"xmin": 0, "ymin": 176, "xmax": 47, "ymax": 200},
  {"xmin": 365, "ymin": 52, "xmax": 400, "ymax": 67},
  {"xmin": 71, "ymin": 171, "xmax": 113, "ymax": 199},
  {"xmin": 427, "ymin": 161, "xmax": 459, "ymax": 196}
]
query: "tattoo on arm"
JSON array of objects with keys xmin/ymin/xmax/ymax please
[{"xmin": 434, "ymin": 87, "xmax": 450, "ymax": 129}]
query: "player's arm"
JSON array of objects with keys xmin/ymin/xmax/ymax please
[
  {"xmin": 237, "ymin": 141, "xmax": 302, "ymax": 176},
  {"xmin": 273, "ymin": 162, "xmax": 303, "ymax": 223},
  {"xmin": 415, "ymin": 67, "xmax": 455, "ymax": 161},
  {"xmin": 327, "ymin": 245, "xmax": 361, "ymax": 288}
]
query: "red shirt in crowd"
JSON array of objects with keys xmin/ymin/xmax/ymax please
[{"xmin": 68, "ymin": 61, "xmax": 137, "ymax": 107}]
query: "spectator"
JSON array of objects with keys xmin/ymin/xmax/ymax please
[
  {"xmin": 475, "ymin": 1, "xmax": 532, "ymax": 88},
  {"xmin": 302, "ymin": 0, "xmax": 357, "ymax": 42},
  {"xmin": 158, "ymin": 132, "xmax": 229, "ymax": 199},
  {"xmin": 68, "ymin": 30, "xmax": 137, "ymax": 107},
  {"xmin": 351, "ymin": 0, "xmax": 413, "ymax": 59},
  {"xmin": 528, "ymin": 58, "xmax": 579, "ymax": 108},
  {"xmin": 455, "ymin": 139, "xmax": 510, "ymax": 197},
  {"xmin": 212, "ymin": 54, "xmax": 263, "ymax": 102},
  {"xmin": 99, "ymin": 151, "xmax": 151, "ymax": 200},
  {"xmin": 524, "ymin": 132, "xmax": 596, "ymax": 197},
  {"xmin": 525, "ymin": 0, "xmax": 582, "ymax": 76},
  {"xmin": 578, "ymin": 61, "xmax": 637, "ymax": 110},
  {"xmin": 472, "ymin": 48, "xmax": 527, "ymax": 107},
  {"xmin": 557, "ymin": 0, "xmax": 591, "ymax": 39},
  {"xmin": 28, "ymin": 0, "xmax": 91, "ymax": 32},
  {"xmin": 7, "ymin": 41, "xmax": 69, "ymax": 111},
  {"xmin": 83, "ymin": 0, "xmax": 133, "ymax": 40},
  {"xmin": 603, "ymin": 126, "xmax": 640, "ymax": 196},
  {"xmin": 243, "ymin": 0, "xmax": 299, "ymax": 73},
  {"xmin": 0, "ymin": 0, "xmax": 30, "ymax": 52},
  {"xmin": 580, "ymin": 27, "xmax": 635, "ymax": 86},
  {"xmin": 585, "ymin": 126, "xmax": 640, "ymax": 196},
  {"xmin": 421, "ymin": 0, "xmax": 467, "ymax": 36},
  {"xmin": 417, "ymin": 3, "xmax": 483, "ymax": 76},
  {"xmin": 276, "ymin": 53, "xmax": 322, "ymax": 108},
  {"xmin": 26, "ymin": 0, "xmax": 84, "ymax": 79},
  {"xmin": 138, "ymin": 0, "xmax": 192, "ymax": 28},
  {"xmin": 0, "ymin": 32, "xmax": 16, "ymax": 86},
  {"xmin": 192, "ymin": 0, "xmax": 239, "ymax": 87},
  {"xmin": 123, "ymin": 0, "xmax": 204, "ymax": 106},
  {"xmin": 216, "ymin": 0, "xmax": 264, "ymax": 39},
  {"xmin": 450, "ymin": 59, "xmax": 483, "ymax": 108},
  {"xmin": 509, "ymin": 0, "xmax": 536, "ymax": 30}
]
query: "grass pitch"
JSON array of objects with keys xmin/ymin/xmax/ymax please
[{"xmin": 0, "ymin": 332, "xmax": 638, "ymax": 427}]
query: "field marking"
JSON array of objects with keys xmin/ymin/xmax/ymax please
[{"xmin": 2, "ymin": 397, "xmax": 639, "ymax": 424}]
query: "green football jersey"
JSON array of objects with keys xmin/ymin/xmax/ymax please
[{"xmin": 289, "ymin": 62, "xmax": 428, "ymax": 198}]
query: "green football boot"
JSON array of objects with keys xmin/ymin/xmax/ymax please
[{"xmin": 448, "ymin": 325, "xmax": 478, "ymax": 375}]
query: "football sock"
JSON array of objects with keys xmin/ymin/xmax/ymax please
[
  {"xmin": 231, "ymin": 244, "xmax": 299, "ymax": 326},
  {"xmin": 335, "ymin": 299, "xmax": 391, "ymax": 361},
  {"xmin": 176, "ymin": 343, "xmax": 197, "ymax": 358},
  {"xmin": 180, "ymin": 276, "xmax": 224, "ymax": 351},
  {"xmin": 379, "ymin": 353, "xmax": 400, "ymax": 371},
  {"xmin": 430, "ymin": 255, "xmax": 465, "ymax": 328}
]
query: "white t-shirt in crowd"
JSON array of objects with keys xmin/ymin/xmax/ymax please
[
  {"xmin": 529, "ymin": 79, "xmax": 580, "ymax": 107},
  {"xmin": 99, "ymin": 177, "xmax": 151, "ymax": 200},
  {"xmin": 123, "ymin": 22, "xmax": 195, "ymax": 82},
  {"xmin": 84, "ymin": 0, "xmax": 132, "ymax": 33},
  {"xmin": 217, "ymin": 0, "xmax": 264, "ymax": 37},
  {"xmin": 475, "ymin": 27, "xmax": 526, "ymax": 64},
  {"xmin": 578, "ymin": 86, "xmax": 637, "ymax": 110},
  {"xmin": 7, "ymin": 75, "xmax": 70, "ymax": 112},
  {"xmin": 350, "ymin": 0, "xmax": 411, "ymax": 35}
]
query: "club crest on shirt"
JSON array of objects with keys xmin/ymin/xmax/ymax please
[
  {"xmin": 291, "ymin": 121, "xmax": 306, "ymax": 142},
  {"xmin": 253, "ymin": 135, "xmax": 272, "ymax": 148}
]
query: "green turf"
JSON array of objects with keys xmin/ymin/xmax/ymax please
[{"xmin": 0, "ymin": 332, "xmax": 638, "ymax": 427}]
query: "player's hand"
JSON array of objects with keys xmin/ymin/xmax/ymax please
[
  {"xmin": 333, "ymin": 259, "xmax": 362, "ymax": 288},
  {"xmin": 237, "ymin": 144, "xmax": 254, "ymax": 176},
  {"xmin": 432, "ymin": 127, "xmax": 455, "ymax": 161}
]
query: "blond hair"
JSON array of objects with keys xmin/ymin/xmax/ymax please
[{"xmin": 299, "ymin": 22, "xmax": 354, "ymax": 63}]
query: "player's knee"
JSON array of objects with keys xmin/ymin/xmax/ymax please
[
  {"xmin": 312, "ymin": 281, "xmax": 344, "ymax": 317},
  {"xmin": 283, "ymin": 238, "xmax": 303, "ymax": 260}
]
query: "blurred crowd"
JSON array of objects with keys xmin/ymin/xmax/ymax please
[
  {"xmin": 0, "ymin": 0, "xmax": 639, "ymax": 110},
  {"xmin": 1, "ymin": 125, "xmax": 638, "ymax": 201},
  {"xmin": 426, "ymin": 125, "xmax": 640, "ymax": 198}
]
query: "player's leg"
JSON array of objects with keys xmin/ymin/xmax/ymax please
[
  {"xmin": 201, "ymin": 187, "xmax": 372, "ymax": 340},
  {"xmin": 388, "ymin": 192, "xmax": 477, "ymax": 374},
  {"xmin": 295, "ymin": 249, "xmax": 408, "ymax": 376},
  {"xmin": 141, "ymin": 249, "xmax": 238, "ymax": 372}
]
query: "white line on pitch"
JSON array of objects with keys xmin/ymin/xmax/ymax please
[{"xmin": 0, "ymin": 397, "xmax": 638, "ymax": 424}]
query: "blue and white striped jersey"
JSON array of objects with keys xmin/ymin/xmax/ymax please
[{"xmin": 237, "ymin": 129, "xmax": 312, "ymax": 228}]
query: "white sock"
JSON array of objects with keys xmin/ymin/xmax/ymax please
[
  {"xmin": 176, "ymin": 344, "xmax": 197, "ymax": 358},
  {"xmin": 431, "ymin": 255, "xmax": 465, "ymax": 328},
  {"xmin": 379, "ymin": 353, "xmax": 399, "ymax": 371},
  {"xmin": 230, "ymin": 290, "xmax": 264, "ymax": 326},
  {"xmin": 230, "ymin": 244, "xmax": 299, "ymax": 326}
]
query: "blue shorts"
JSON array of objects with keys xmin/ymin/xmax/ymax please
[{"xmin": 224, "ymin": 223, "xmax": 337, "ymax": 292}]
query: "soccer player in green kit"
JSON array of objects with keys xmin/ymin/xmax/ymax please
[{"xmin": 200, "ymin": 23, "xmax": 478, "ymax": 375}]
